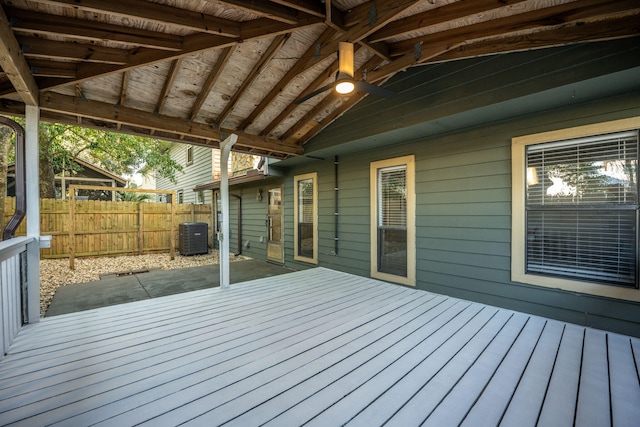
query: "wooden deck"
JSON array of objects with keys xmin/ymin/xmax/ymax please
[{"xmin": 1, "ymin": 268, "xmax": 639, "ymax": 426}]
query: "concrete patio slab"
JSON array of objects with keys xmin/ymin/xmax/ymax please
[{"xmin": 45, "ymin": 259, "xmax": 295, "ymax": 317}]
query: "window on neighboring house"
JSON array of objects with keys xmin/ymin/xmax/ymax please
[
  {"xmin": 177, "ymin": 190, "xmax": 184, "ymax": 204},
  {"xmin": 294, "ymin": 173, "xmax": 317, "ymax": 264},
  {"xmin": 512, "ymin": 117, "xmax": 640, "ymax": 301},
  {"xmin": 370, "ymin": 156, "xmax": 415, "ymax": 286},
  {"xmin": 186, "ymin": 146, "xmax": 193, "ymax": 166},
  {"xmin": 196, "ymin": 191, "xmax": 204, "ymax": 204}
]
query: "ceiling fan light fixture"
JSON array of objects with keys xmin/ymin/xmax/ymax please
[{"xmin": 335, "ymin": 78, "xmax": 355, "ymax": 95}]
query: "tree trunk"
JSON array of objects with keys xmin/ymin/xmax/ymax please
[
  {"xmin": 39, "ymin": 136, "xmax": 56, "ymax": 198},
  {"xmin": 0, "ymin": 125, "xmax": 13, "ymax": 238}
]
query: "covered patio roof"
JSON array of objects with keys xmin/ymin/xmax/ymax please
[{"xmin": 0, "ymin": 1, "xmax": 638, "ymax": 159}]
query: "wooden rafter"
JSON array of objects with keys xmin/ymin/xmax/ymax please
[
  {"xmin": 389, "ymin": 0, "xmax": 640, "ymax": 57},
  {"xmin": 12, "ymin": 15, "xmax": 322, "ymax": 97},
  {"xmin": 239, "ymin": 27, "xmax": 338, "ymax": 131},
  {"xmin": 19, "ymin": 36, "xmax": 129, "ymax": 65},
  {"xmin": 369, "ymin": 0, "xmax": 529, "ymax": 43},
  {"xmin": 23, "ymin": 0, "xmax": 241, "ymax": 38},
  {"xmin": 427, "ymin": 14, "xmax": 640, "ymax": 65},
  {"xmin": 187, "ymin": 46, "xmax": 236, "ymax": 123},
  {"xmin": 154, "ymin": 58, "xmax": 183, "ymax": 115},
  {"xmin": 301, "ymin": 0, "xmax": 420, "ymax": 74},
  {"xmin": 37, "ymin": 92, "xmax": 303, "ymax": 157},
  {"xmin": 217, "ymin": 34, "xmax": 291, "ymax": 126},
  {"xmin": 0, "ymin": 6, "xmax": 38, "ymax": 105},
  {"xmin": 7, "ymin": 7, "xmax": 183, "ymax": 51}
]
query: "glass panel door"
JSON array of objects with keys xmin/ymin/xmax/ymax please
[{"xmin": 267, "ymin": 187, "xmax": 283, "ymax": 263}]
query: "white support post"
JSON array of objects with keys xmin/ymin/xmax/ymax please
[
  {"xmin": 25, "ymin": 105, "xmax": 40, "ymax": 323},
  {"xmin": 219, "ymin": 134, "xmax": 237, "ymax": 290}
]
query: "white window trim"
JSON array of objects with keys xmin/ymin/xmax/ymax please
[
  {"xmin": 370, "ymin": 155, "xmax": 416, "ymax": 286},
  {"xmin": 511, "ymin": 116, "xmax": 640, "ymax": 302},
  {"xmin": 294, "ymin": 172, "xmax": 318, "ymax": 264}
]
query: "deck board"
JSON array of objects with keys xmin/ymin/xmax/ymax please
[{"xmin": 1, "ymin": 267, "xmax": 639, "ymax": 427}]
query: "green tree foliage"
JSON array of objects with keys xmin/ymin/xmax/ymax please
[{"xmin": 10, "ymin": 119, "xmax": 183, "ymax": 197}]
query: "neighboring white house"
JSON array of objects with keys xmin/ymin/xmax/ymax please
[{"xmin": 155, "ymin": 143, "xmax": 262, "ymax": 204}]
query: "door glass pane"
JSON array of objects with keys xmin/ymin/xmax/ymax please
[
  {"xmin": 378, "ymin": 165, "xmax": 407, "ymax": 276},
  {"xmin": 297, "ymin": 178, "xmax": 314, "ymax": 258},
  {"xmin": 268, "ymin": 188, "xmax": 282, "ymax": 243}
]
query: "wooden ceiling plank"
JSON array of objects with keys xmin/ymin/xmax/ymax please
[
  {"xmin": 187, "ymin": 46, "xmax": 236, "ymax": 123},
  {"xmin": 0, "ymin": 6, "xmax": 38, "ymax": 105},
  {"xmin": 217, "ymin": 33, "xmax": 290, "ymax": 126},
  {"xmin": 270, "ymin": 0, "xmax": 325, "ymax": 17},
  {"xmin": 217, "ymin": 0, "xmax": 301, "ymax": 25},
  {"xmin": 24, "ymin": 0, "xmax": 241, "ymax": 38},
  {"xmin": 19, "ymin": 36, "xmax": 129, "ymax": 65},
  {"xmin": 369, "ymin": 0, "xmax": 529, "ymax": 43},
  {"xmin": 238, "ymin": 27, "xmax": 337, "ymax": 131},
  {"xmin": 36, "ymin": 92, "xmax": 303, "ymax": 156},
  {"xmin": 390, "ymin": 0, "xmax": 640, "ymax": 56},
  {"xmin": 154, "ymin": 58, "xmax": 183, "ymax": 115}
]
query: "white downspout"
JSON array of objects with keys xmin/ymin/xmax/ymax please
[
  {"xmin": 25, "ymin": 105, "xmax": 40, "ymax": 322},
  {"xmin": 219, "ymin": 134, "xmax": 237, "ymax": 290}
]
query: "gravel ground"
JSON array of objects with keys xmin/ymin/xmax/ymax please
[{"xmin": 39, "ymin": 251, "xmax": 249, "ymax": 317}]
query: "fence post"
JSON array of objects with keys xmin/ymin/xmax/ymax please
[
  {"xmin": 69, "ymin": 185, "xmax": 75, "ymax": 270},
  {"xmin": 138, "ymin": 202, "xmax": 144, "ymax": 255}
]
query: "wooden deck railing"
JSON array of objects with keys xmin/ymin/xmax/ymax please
[{"xmin": 0, "ymin": 236, "xmax": 34, "ymax": 359}]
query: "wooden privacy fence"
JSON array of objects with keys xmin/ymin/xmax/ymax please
[{"xmin": 3, "ymin": 196, "xmax": 213, "ymax": 261}]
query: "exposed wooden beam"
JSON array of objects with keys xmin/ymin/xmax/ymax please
[
  {"xmin": 28, "ymin": 60, "xmax": 76, "ymax": 78},
  {"xmin": 6, "ymin": 7, "xmax": 183, "ymax": 51},
  {"xmin": 389, "ymin": 0, "xmax": 640, "ymax": 57},
  {"xmin": 23, "ymin": 0, "xmax": 241, "ymax": 38},
  {"xmin": 0, "ymin": 6, "xmax": 38, "ymax": 105},
  {"xmin": 187, "ymin": 46, "xmax": 236, "ymax": 123},
  {"xmin": 217, "ymin": 34, "xmax": 290, "ymax": 126},
  {"xmin": 427, "ymin": 15, "xmax": 640, "ymax": 64},
  {"xmin": 18, "ymin": 36, "xmax": 129, "ymax": 65},
  {"xmin": 239, "ymin": 27, "xmax": 338, "ymax": 131},
  {"xmin": 342, "ymin": 0, "xmax": 421, "ymax": 28},
  {"xmin": 36, "ymin": 92, "xmax": 303, "ymax": 157},
  {"xmin": 218, "ymin": 0, "xmax": 301, "ymax": 25},
  {"xmin": 154, "ymin": 58, "xmax": 183, "ymax": 115},
  {"xmin": 369, "ymin": 0, "xmax": 528, "ymax": 43}
]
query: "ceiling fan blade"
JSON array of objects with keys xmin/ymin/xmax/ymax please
[
  {"xmin": 338, "ymin": 42, "xmax": 354, "ymax": 78},
  {"xmin": 356, "ymin": 81, "xmax": 397, "ymax": 99},
  {"xmin": 294, "ymin": 83, "xmax": 333, "ymax": 104}
]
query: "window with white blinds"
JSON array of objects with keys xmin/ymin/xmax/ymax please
[{"xmin": 525, "ymin": 130, "xmax": 638, "ymax": 287}]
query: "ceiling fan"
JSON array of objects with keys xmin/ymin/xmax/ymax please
[{"xmin": 294, "ymin": 42, "xmax": 397, "ymax": 104}]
